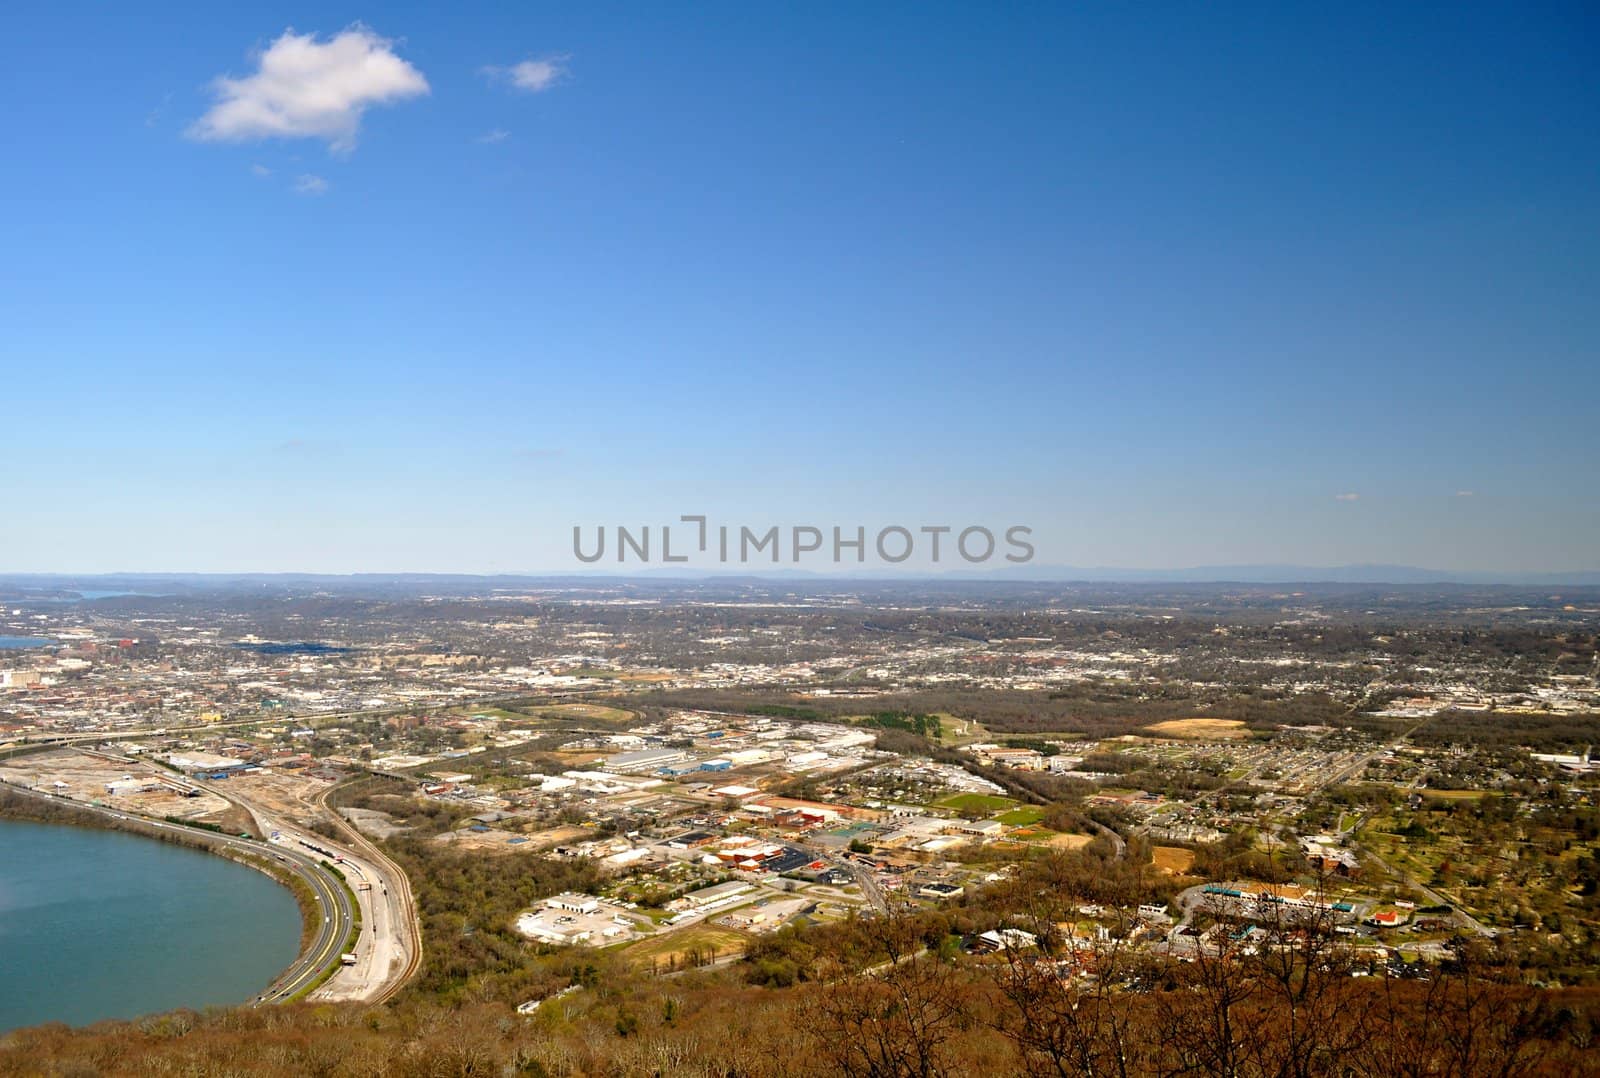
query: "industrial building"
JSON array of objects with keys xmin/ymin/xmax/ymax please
[
  {"xmin": 515, "ymin": 893, "xmax": 645, "ymax": 946},
  {"xmin": 607, "ymin": 747, "xmax": 690, "ymax": 773}
]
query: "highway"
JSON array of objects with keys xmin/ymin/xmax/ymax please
[
  {"xmin": 0, "ymin": 780, "xmax": 355, "ymax": 1002},
  {"xmin": 181, "ymin": 774, "xmax": 420, "ymax": 1003},
  {"xmin": 311, "ymin": 780, "xmax": 422, "ymax": 1003}
]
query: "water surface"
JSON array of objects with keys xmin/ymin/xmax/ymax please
[{"xmin": 0, "ymin": 819, "xmax": 301, "ymax": 1032}]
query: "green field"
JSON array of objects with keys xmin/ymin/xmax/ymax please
[
  {"xmin": 932, "ymin": 713, "xmax": 988, "ymax": 746},
  {"xmin": 996, "ymin": 806, "xmax": 1045, "ymax": 826},
  {"xmin": 538, "ymin": 702, "xmax": 636, "ymax": 723},
  {"xmin": 937, "ymin": 792, "xmax": 1016, "ymax": 814},
  {"xmin": 454, "ymin": 707, "xmax": 527, "ymax": 722}
]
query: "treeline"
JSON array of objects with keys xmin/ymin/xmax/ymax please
[
  {"xmin": 863, "ymin": 712, "xmax": 943, "ymax": 738},
  {"xmin": 634, "ymin": 686, "xmax": 1356, "ymax": 737},
  {"xmin": 643, "ymin": 685, "xmax": 1600, "ymax": 753},
  {"xmin": 6, "ymin": 847, "xmax": 1597, "ymax": 1076},
  {"xmin": 4, "ymin": 826, "xmax": 1599, "ymax": 1075},
  {"xmin": 1411, "ymin": 709, "xmax": 1600, "ymax": 753}
]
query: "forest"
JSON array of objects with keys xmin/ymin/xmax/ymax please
[{"xmin": 4, "ymin": 803, "xmax": 1598, "ymax": 1077}]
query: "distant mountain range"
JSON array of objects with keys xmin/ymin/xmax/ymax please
[
  {"xmin": 3, "ymin": 565, "xmax": 1600, "ymax": 588},
  {"xmin": 944, "ymin": 564, "xmax": 1600, "ymax": 586}
]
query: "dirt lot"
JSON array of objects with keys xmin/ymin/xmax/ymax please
[
  {"xmin": 1152, "ymin": 846, "xmax": 1198, "ymax": 874},
  {"xmin": 550, "ymin": 750, "xmax": 608, "ymax": 768},
  {"xmin": 225, "ymin": 768, "xmax": 339, "ymax": 826},
  {"xmin": 432, "ymin": 822, "xmax": 592, "ymax": 854},
  {"xmin": 340, "ymin": 807, "xmax": 411, "ymax": 839},
  {"xmin": 1038, "ymin": 832, "xmax": 1096, "ymax": 850},
  {"xmin": 0, "ymin": 748, "xmax": 230, "ymax": 821},
  {"xmin": 1142, "ymin": 718, "xmax": 1250, "ymax": 740},
  {"xmin": 433, "ymin": 827, "xmax": 535, "ymax": 853},
  {"xmin": 521, "ymin": 824, "xmax": 593, "ymax": 847}
]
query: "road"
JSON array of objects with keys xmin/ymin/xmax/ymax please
[
  {"xmin": 312, "ymin": 779, "xmax": 422, "ymax": 1003},
  {"xmin": 183, "ymin": 773, "xmax": 420, "ymax": 1003},
  {"xmin": 1351, "ymin": 842, "xmax": 1497, "ymax": 938},
  {"xmin": 781, "ymin": 837, "xmax": 888, "ymax": 911},
  {"xmin": 0, "ymin": 779, "xmax": 354, "ymax": 1001}
]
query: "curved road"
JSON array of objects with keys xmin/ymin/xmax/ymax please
[
  {"xmin": 311, "ymin": 779, "xmax": 423, "ymax": 1004},
  {"xmin": 0, "ymin": 780, "xmax": 355, "ymax": 1003}
]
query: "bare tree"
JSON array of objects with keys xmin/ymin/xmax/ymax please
[
  {"xmin": 802, "ymin": 911, "xmax": 971, "ymax": 1078},
  {"xmin": 990, "ymin": 917, "xmax": 1154, "ymax": 1078}
]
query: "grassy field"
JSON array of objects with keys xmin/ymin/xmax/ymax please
[
  {"xmin": 1152, "ymin": 846, "xmax": 1197, "ymax": 874},
  {"xmin": 996, "ymin": 806, "xmax": 1045, "ymax": 826},
  {"xmin": 1358, "ymin": 813, "xmax": 1507, "ymax": 921},
  {"xmin": 937, "ymin": 792, "xmax": 1015, "ymax": 815},
  {"xmin": 455, "ymin": 707, "xmax": 528, "ymax": 722},
  {"xmin": 933, "ymin": 713, "xmax": 988, "ymax": 746},
  {"xmin": 538, "ymin": 702, "xmax": 636, "ymax": 723},
  {"xmin": 623, "ymin": 925, "xmax": 750, "ymax": 970}
]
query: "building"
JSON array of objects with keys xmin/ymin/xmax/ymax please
[
  {"xmin": 672, "ymin": 880, "xmax": 754, "ymax": 910},
  {"xmin": 515, "ymin": 893, "xmax": 642, "ymax": 946},
  {"xmin": 104, "ymin": 776, "xmax": 159, "ymax": 796},
  {"xmin": 547, "ymin": 893, "xmax": 600, "ymax": 914},
  {"xmin": 974, "ymin": 928, "xmax": 1038, "ymax": 953},
  {"xmin": 1301, "ymin": 838, "xmax": 1361, "ymax": 877},
  {"xmin": 978, "ymin": 746, "xmax": 1046, "ymax": 770},
  {"xmin": 607, "ymin": 747, "xmax": 690, "ymax": 773}
]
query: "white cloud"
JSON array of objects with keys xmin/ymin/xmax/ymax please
[
  {"xmin": 250, "ymin": 163, "xmax": 272, "ymax": 177},
  {"xmin": 476, "ymin": 128, "xmax": 510, "ymax": 144},
  {"xmin": 190, "ymin": 26, "xmax": 429, "ymax": 154},
  {"xmin": 1455, "ymin": 489, "xmax": 1475, "ymax": 497},
  {"xmin": 1334, "ymin": 492, "xmax": 1360, "ymax": 502},
  {"xmin": 484, "ymin": 55, "xmax": 568, "ymax": 93},
  {"xmin": 293, "ymin": 173, "xmax": 329, "ymax": 195}
]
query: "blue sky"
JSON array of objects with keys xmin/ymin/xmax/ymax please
[{"xmin": 2, "ymin": 2, "xmax": 1596, "ymax": 574}]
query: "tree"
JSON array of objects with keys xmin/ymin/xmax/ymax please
[{"xmin": 802, "ymin": 912, "xmax": 971, "ymax": 1078}]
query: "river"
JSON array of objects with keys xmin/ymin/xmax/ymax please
[{"xmin": 0, "ymin": 818, "xmax": 302, "ymax": 1032}]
